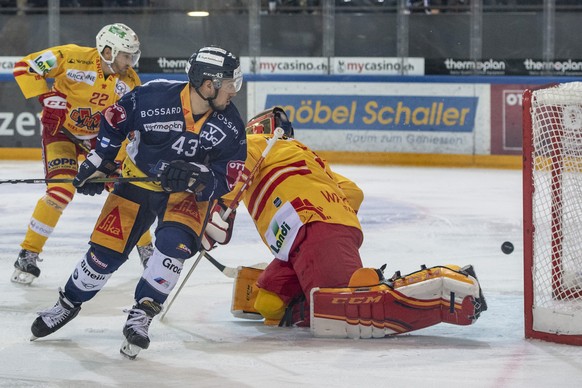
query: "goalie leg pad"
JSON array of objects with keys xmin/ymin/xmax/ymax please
[
  {"xmin": 311, "ymin": 265, "xmax": 484, "ymax": 339},
  {"xmin": 231, "ymin": 266, "xmax": 264, "ymax": 320},
  {"xmin": 310, "ymin": 285, "xmax": 402, "ymax": 339},
  {"xmin": 392, "ymin": 266, "xmax": 480, "ymax": 307},
  {"xmin": 392, "ymin": 265, "xmax": 483, "ymax": 323}
]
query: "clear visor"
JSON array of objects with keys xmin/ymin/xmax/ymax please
[
  {"xmin": 220, "ymin": 73, "xmax": 243, "ymax": 93},
  {"xmin": 116, "ymin": 50, "xmax": 141, "ymax": 67}
]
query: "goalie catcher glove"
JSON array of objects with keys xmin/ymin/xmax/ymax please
[
  {"xmin": 201, "ymin": 202, "xmax": 236, "ymax": 251},
  {"xmin": 73, "ymin": 150, "xmax": 117, "ymax": 196},
  {"xmin": 159, "ymin": 160, "xmax": 213, "ymax": 193},
  {"xmin": 38, "ymin": 90, "xmax": 68, "ymax": 136}
]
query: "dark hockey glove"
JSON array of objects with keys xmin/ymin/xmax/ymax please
[
  {"xmin": 38, "ymin": 90, "xmax": 68, "ymax": 136},
  {"xmin": 201, "ymin": 202, "xmax": 236, "ymax": 251},
  {"xmin": 159, "ymin": 160, "xmax": 213, "ymax": 193},
  {"xmin": 105, "ymin": 161, "xmax": 122, "ymax": 193},
  {"xmin": 73, "ymin": 150, "xmax": 117, "ymax": 196}
]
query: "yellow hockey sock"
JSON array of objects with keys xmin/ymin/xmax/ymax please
[
  {"xmin": 137, "ymin": 230, "xmax": 152, "ymax": 247},
  {"xmin": 21, "ymin": 197, "xmax": 64, "ymax": 253}
]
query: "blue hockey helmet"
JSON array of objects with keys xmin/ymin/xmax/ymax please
[{"xmin": 186, "ymin": 46, "xmax": 242, "ymax": 93}]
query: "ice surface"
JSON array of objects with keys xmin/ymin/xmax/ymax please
[{"xmin": 0, "ymin": 161, "xmax": 580, "ymax": 388}]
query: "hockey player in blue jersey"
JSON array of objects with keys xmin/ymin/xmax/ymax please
[{"xmin": 29, "ymin": 46, "xmax": 247, "ymax": 359}]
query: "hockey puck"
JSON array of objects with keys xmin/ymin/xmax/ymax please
[{"xmin": 501, "ymin": 241, "xmax": 514, "ymax": 255}]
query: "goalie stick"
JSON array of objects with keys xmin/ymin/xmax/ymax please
[
  {"xmin": 0, "ymin": 176, "xmax": 158, "ymax": 185},
  {"xmin": 203, "ymin": 251, "xmax": 268, "ymax": 278},
  {"xmin": 203, "ymin": 252, "xmax": 236, "ymax": 278},
  {"xmin": 159, "ymin": 127, "xmax": 285, "ymax": 321}
]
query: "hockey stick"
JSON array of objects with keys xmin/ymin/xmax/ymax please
[
  {"xmin": 160, "ymin": 128, "xmax": 285, "ymax": 321},
  {"xmin": 204, "ymin": 251, "xmax": 268, "ymax": 278},
  {"xmin": 0, "ymin": 176, "xmax": 158, "ymax": 185},
  {"xmin": 203, "ymin": 251, "xmax": 234, "ymax": 277},
  {"xmin": 59, "ymin": 126, "xmax": 92, "ymax": 153}
]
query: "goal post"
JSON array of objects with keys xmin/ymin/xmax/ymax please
[{"xmin": 522, "ymin": 82, "xmax": 582, "ymax": 346}]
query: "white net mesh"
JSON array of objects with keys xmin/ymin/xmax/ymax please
[{"xmin": 530, "ymin": 82, "xmax": 582, "ymax": 335}]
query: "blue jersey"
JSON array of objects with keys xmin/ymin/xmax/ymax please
[{"xmin": 95, "ymin": 79, "xmax": 247, "ymax": 202}]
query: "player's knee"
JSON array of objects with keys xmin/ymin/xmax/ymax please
[
  {"xmin": 155, "ymin": 227, "xmax": 198, "ymax": 259},
  {"xmin": 254, "ymin": 288, "xmax": 286, "ymax": 322},
  {"xmin": 45, "ymin": 178, "xmax": 76, "ymax": 209}
]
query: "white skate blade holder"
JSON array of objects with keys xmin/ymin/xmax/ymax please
[
  {"xmin": 11, "ymin": 268, "xmax": 37, "ymax": 285},
  {"xmin": 120, "ymin": 339, "xmax": 142, "ymax": 360}
]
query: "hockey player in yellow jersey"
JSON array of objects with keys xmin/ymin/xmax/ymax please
[{"xmin": 11, "ymin": 23, "xmax": 153, "ymax": 284}]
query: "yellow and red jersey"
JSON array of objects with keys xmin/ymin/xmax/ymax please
[
  {"xmin": 224, "ymin": 134, "xmax": 363, "ymax": 260},
  {"xmin": 13, "ymin": 44, "xmax": 140, "ymax": 139}
]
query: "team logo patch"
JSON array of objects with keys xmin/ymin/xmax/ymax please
[
  {"xmin": 143, "ymin": 121, "xmax": 183, "ymax": 132},
  {"xmin": 99, "ymin": 137, "xmax": 111, "ymax": 148},
  {"xmin": 47, "ymin": 157, "xmax": 77, "ymax": 173},
  {"xmin": 269, "ymin": 221, "xmax": 292, "ymax": 255},
  {"xmin": 96, "ymin": 206, "xmax": 124, "ymax": 239},
  {"xmin": 115, "ymin": 80, "xmax": 130, "ymax": 97},
  {"xmin": 226, "ymin": 160, "xmax": 246, "ymax": 190},
  {"xmin": 89, "ymin": 251, "xmax": 108, "ymax": 269},
  {"xmin": 196, "ymin": 52, "xmax": 225, "ymax": 67},
  {"xmin": 70, "ymin": 108, "xmax": 101, "ymax": 131},
  {"xmin": 28, "ymin": 51, "xmax": 57, "ymax": 75},
  {"xmin": 66, "ymin": 69, "xmax": 97, "ymax": 85},
  {"xmin": 176, "ymin": 243, "xmax": 192, "ymax": 255},
  {"xmin": 103, "ymin": 103, "xmax": 127, "ymax": 128},
  {"xmin": 170, "ymin": 198, "xmax": 201, "ymax": 223},
  {"xmin": 154, "ymin": 277, "xmax": 170, "ymax": 289},
  {"xmin": 200, "ymin": 123, "xmax": 227, "ymax": 148}
]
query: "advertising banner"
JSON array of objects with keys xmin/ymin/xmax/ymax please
[
  {"xmin": 489, "ymin": 83, "xmax": 548, "ymax": 155},
  {"xmin": 427, "ymin": 58, "xmax": 582, "ymax": 76},
  {"xmin": 248, "ymin": 81, "xmax": 490, "ymax": 155},
  {"xmin": 330, "ymin": 57, "xmax": 424, "ymax": 76},
  {"xmin": 0, "ymin": 57, "xmax": 20, "ymax": 75}
]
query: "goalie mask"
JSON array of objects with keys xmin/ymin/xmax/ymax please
[
  {"xmin": 186, "ymin": 46, "xmax": 243, "ymax": 100},
  {"xmin": 96, "ymin": 23, "xmax": 141, "ymax": 67},
  {"xmin": 246, "ymin": 107, "xmax": 294, "ymax": 138}
]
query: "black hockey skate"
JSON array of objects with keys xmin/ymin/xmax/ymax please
[
  {"xmin": 461, "ymin": 265, "xmax": 488, "ymax": 319},
  {"xmin": 120, "ymin": 297, "xmax": 162, "ymax": 360},
  {"xmin": 31, "ymin": 288, "xmax": 81, "ymax": 340},
  {"xmin": 11, "ymin": 249, "xmax": 42, "ymax": 284}
]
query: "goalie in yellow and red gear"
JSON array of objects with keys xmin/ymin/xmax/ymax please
[{"xmin": 204, "ymin": 106, "xmax": 487, "ymax": 338}]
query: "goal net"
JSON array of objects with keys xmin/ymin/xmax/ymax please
[{"xmin": 523, "ymin": 82, "xmax": 582, "ymax": 345}]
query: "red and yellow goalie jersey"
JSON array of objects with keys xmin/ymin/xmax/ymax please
[
  {"xmin": 13, "ymin": 44, "xmax": 140, "ymax": 139},
  {"xmin": 224, "ymin": 134, "xmax": 363, "ymax": 261}
]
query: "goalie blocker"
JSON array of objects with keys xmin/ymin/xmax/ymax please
[{"xmin": 310, "ymin": 265, "xmax": 487, "ymax": 339}]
